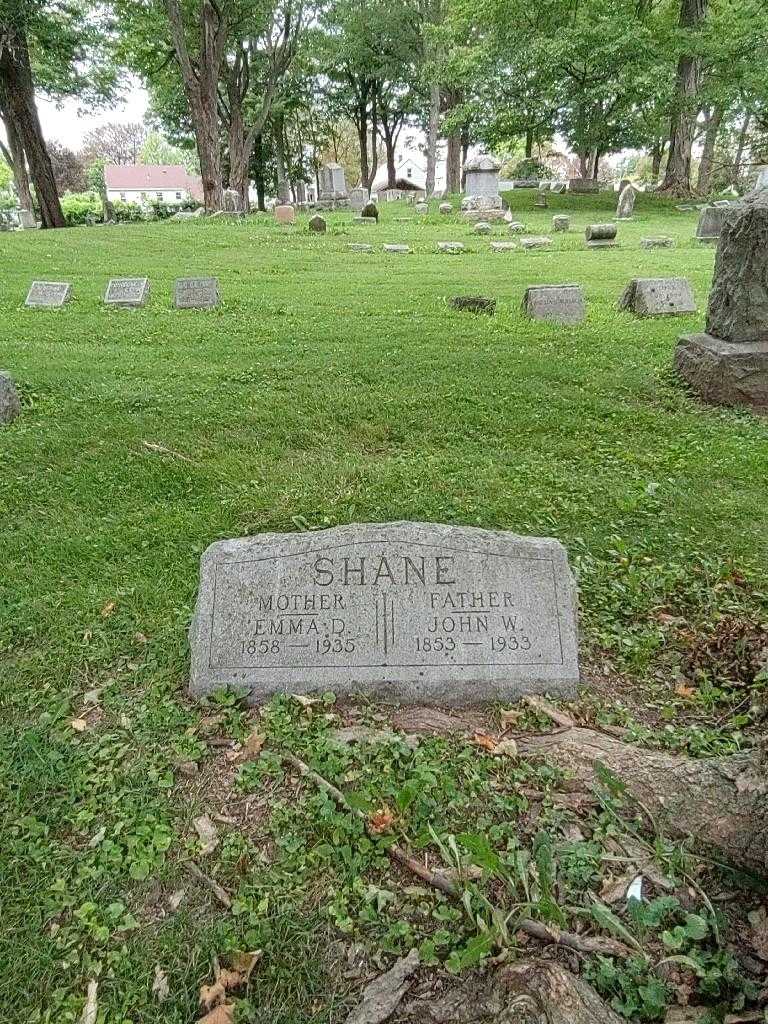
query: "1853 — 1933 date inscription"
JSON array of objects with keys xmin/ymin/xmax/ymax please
[{"xmin": 189, "ymin": 522, "xmax": 579, "ymax": 705}]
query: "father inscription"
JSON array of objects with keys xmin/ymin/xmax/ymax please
[
  {"xmin": 25, "ymin": 281, "xmax": 71, "ymax": 308},
  {"xmin": 104, "ymin": 277, "xmax": 150, "ymax": 307},
  {"xmin": 174, "ymin": 277, "xmax": 219, "ymax": 309},
  {"xmin": 189, "ymin": 522, "xmax": 579, "ymax": 705}
]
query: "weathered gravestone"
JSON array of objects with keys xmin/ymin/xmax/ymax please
[
  {"xmin": 463, "ymin": 208, "xmax": 507, "ymax": 223},
  {"xmin": 188, "ymin": 522, "xmax": 579, "ymax": 704},
  {"xmin": 104, "ymin": 277, "xmax": 150, "ymax": 308},
  {"xmin": 308, "ymin": 215, "xmax": 327, "ymax": 233},
  {"xmin": 174, "ymin": 277, "xmax": 219, "ymax": 309},
  {"xmin": 349, "ymin": 187, "xmax": 367, "ymax": 212},
  {"xmin": 520, "ymin": 236, "xmax": 552, "ymax": 250},
  {"xmin": 361, "ymin": 201, "xmax": 379, "ymax": 222},
  {"xmin": 348, "ymin": 243, "xmax": 374, "ymax": 253},
  {"xmin": 641, "ymin": 236, "xmax": 675, "ymax": 249},
  {"xmin": 451, "ymin": 296, "xmax": 496, "ymax": 314},
  {"xmin": 568, "ymin": 178, "xmax": 600, "ymax": 194},
  {"xmin": 616, "ymin": 184, "xmax": 637, "ymax": 220},
  {"xmin": 534, "ymin": 190, "xmax": 548, "ymax": 208},
  {"xmin": 0, "ymin": 371, "xmax": 21, "ymax": 424},
  {"xmin": 438, "ymin": 241, "xmax": 465, "ymax": 253},
  {"xmin": 383, "ymin": 244, "xmax": 410, "ymax": 254},
  {"xmin": 474, "ymin": 221, "xmax": 492, "ymax": 235},
  {"xmin": 490, "ymin": 241, "xmax": 517, "ymax": 252},
  {"xmin": 275, "ymin": 204, "xmax": 295, "ymax": 225},
  {"xmin": 585, "ymin": 223, "xmax": 617, "ymax": 248},
  {"xmin": 25, "ymin": 281, "xmax": 71, "ymax": 308},
  {"xmin": 696, "ymin": 204, "xmax": 729, "ymax": 243},
  {"xmin": 619, "ymin": 278, "xmax": 696, "ymax": 317},
  {"xmin": 523, "ymin": 285, "xmax": 586, "ymax": 325},
  {"xmin": 19, "ymin": 209, "xmax": 36, "ymax": 230},
  {"xmin": 552, "ymin": 215, "xmax": 570, "ymax": 232},
  {"xmin": 675, "ymin": 193, "xmax": 768, "ymax": 408},
  {"xmin": 507, "ymin": 222, "xmax": 526, "ymax": 233},
  {"xmin": 318, "ymin": 163, "xmax": 348, "ymax": 209},
  {"xmin": 439, "ymin": 202, "xmax": 453, "ymax": 214},
  {"xmin": 462, "ymin": 154, "xmax": 503, "ymax": 212},
  {"xmin": 550, "ymin": 182, "xmax": 567, "ymax": 194},
  {"xmin": 415, "ymin": 202, "xmax": 428, "ymax": 214},
  {"xmin": 222, "ymin": 188, "xmax": 241, "ymax": 213}
]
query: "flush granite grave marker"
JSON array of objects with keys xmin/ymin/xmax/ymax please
[
  {"xmin": 25, "ymin": 281, "xmax": 71, "ymax": 308},
  {"xmin": 490, "ymin": 241, "xmax": 517, "ymax": 252},
  {"xmin": 104, "ymin": 277, "xmax": 150, "ymax": 308},
  {"xmin": 641, "ymin": 236, "xmax": 675, "ymax": 249},
  {"xmin": 619, "ymin": 278, "xmax": 696, "ymax": 317},
  {"xmin": 174, "ymin": 277, "xmax": 219, "ymax": 309},
  {"xmin": 524, "ymin": 285, "xmax": 585, "ymax": 325},
  {"xmin": 438, "ymin": 241, "xmax": 465, "ymax": 253},
  {"xmin": 188, "ymin": 522, "xmax": 579, "ymax": 704},
  {"xmin": 520, "ymin": 236, "xmax": 552, "ymax": 249}
]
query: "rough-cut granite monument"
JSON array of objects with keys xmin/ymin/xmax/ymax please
[
  {"xmin": 308, "ymin": 215, "xmax": 327, "ymax": 233},
  {"xmin": 189, "ymin": 522, "xmax": 579, "ymax": 704},
  {"xmin": 696, "ymin": 204, "xmax": 731, "ymax": 243},
  {"xmin": 0, "ymin": 371, "xmax": 21, "ymax": 424},
  {"xmin": 616, "ymin": 184, "xmax": 637, "ymax": 220},
  {"xmin": 675, "ymin": 194, "xmax": 768, "ymax": 408},
  {"xmin": 461, "ymin": 154, "xmax": 502, "ymax": 212}
]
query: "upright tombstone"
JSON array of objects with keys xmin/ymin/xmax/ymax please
[
  {"xmin": 696, "ymin": 204, "xmax": 730, "ymax": 243},
  {"xmin": 616, "ymin": 184, "xmax": 637, "ymax": 220},
  {"xmin": 275, "ymin": 204, "xmax": 295, "ymax": 225},
  {"xmin": 675, "ymin": 194, "xmax": 768, "ymax": 408},
  {"xmin": 349, "ymin": 187, "xmax": 367, "ymax": 212},
  {"xmin": 552, "ymin": 215, "xmax": 570, "ymax": 232},
  {"xmin": 174, "ymin": 277, "xmax": 220, "ymax": 309},
  {"xmin": 25, "ymin": 281, "xmax": 71, "ymax": 308},
  {"xmin": 568, "ymin": 178, "xmax": 601, "ymax": 194},
  {"xmin": 104, "ymin": 278, "xmax": 150, "ymax": 308},
  {"xmin": 361, "ymin": 201, "xmax": 379, "ymax": 222},
  {"xmin": 439, "ymin": 202, "xmax": 453, "ymax": 214},
  {"xmin": 188, "ymin": 523, "xmax": 579, "ymax": 705},
  {"xmin": 19, "ymin": 209, "xmax": 36, "ymax": 230},
  {"xmin": 415, "ymin": 202, "xmax": 428, "ymax": 214},
  {"xmin": 308, "ymin": 215, "xmax": 327, "ymax": 234},
  {"xmin": 534, "ymin": 189, "xmax": 548, "ymax": 209},
  {"xmin": 318, "ymin": 163, "xmax": 349, "ymax": 210},
  {"xmin": 0, "ymin": 371, "xmax": 21, "ymax": 424},
  {"xmin": 461, "ymin": 154, "xmax": 503, "ymax": 212},
  {"xmin": 619, "ymin": 278, "xmax": 696, "ymax": 317},
  {"xmin": 222, "ymin": 188, "xmax": 242, "ymax": 213},
  {"xmin": 523, "ymin": 285, "xmax": 586, "ymax": 325},
  {"xmin": 585, "ymin": 223, "xmax": 617, "ymax": 248}
]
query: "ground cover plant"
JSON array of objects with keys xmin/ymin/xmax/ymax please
[{"xmin": 1, "ymin": 194, "xmax": 767, "ymax": 1022}]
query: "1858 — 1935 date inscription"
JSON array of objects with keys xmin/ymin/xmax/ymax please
[{"xmin": 189, "ymin": 522, "xmax": 579, "ymax": 705}]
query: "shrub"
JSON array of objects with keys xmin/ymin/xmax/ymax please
[{"xmin": 511, "ymin": 158, "xmax": 550, "ymax": 180}]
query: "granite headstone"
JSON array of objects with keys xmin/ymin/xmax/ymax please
[
  {"xmin": 104, "ymin": 277, "xmax": 150, "ymax": 308},
  {"xmin": 174, "ymin": 277, "xmax": 219, "ymax": 309},
  {"xmin": 619, "ymin": 278, "xmax": 696, "ymax": 317},
  {"xmin": 25, "ymin": 282, "xmax": 71, "ymax": 308},
  {"xmin": 523, "ymin": 285, "xmax": 586, "ymax": 325}
]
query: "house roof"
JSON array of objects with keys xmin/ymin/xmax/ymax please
[{"xmin": 105, "ymin": 164, "xmax": 205, "ymax": 201}]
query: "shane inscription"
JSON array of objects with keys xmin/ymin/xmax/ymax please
[{"xmin": 189, "ymin": 522, "xmax": 579, "ymax": 704}]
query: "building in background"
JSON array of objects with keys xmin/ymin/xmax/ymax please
[
  {"xmin": 370, "ymin": 154, "xmax": 446, "ymax": 195},
  {"xmin": 104, "ymin": 164, "xmax": 204, "ymax": 205}
]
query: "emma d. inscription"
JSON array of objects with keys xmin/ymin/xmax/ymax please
[{"xmin": 189, "ymin": 522, "xmax": 579, "ymax": 704}]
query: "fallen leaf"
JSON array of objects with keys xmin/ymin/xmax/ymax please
[
  {"xmin": 198, "ymin": 1006, "xmax": 234, "ymax": 1024},
  {"xmin": 79, "ymin": 980, "xmax": 98, "ymax": 1024},
  {"xmin": 499, "ymin": 708, "xmax": 522, "ymax": 729},
  {"xmin": 200, "ymin": 980, "xmax": 227, "ymax": 1011},
  {"xmin": 291, "ymin": 693, "xmax": 321, "ymax": 709},
  {"xmin": 71, "ymin": 718, "xmax": 88, "ymax": 732},
  {"xmin": 747, "ymin": 906, "xmax": 768, "ymax": 960},
  {"xmin": 168, "ymin": 889, "xmax": 185, "ymax": 911},
  {"xmin": 473, "ymin": 731, "xmax": 497, "ymax": 752},
  {"xmin": 492, "ymin": 738, "xmax": 518, "ymax": 758},
  {"xmin": 88, "ymin": 826, "xmax": 106, "ymax": 848},
  {"xmin": 198, "ymin": 714, "xmax": 226, "ymax": 736},
  {"xmin": 83, "ymin": 688, "xmax": 102, "ymax": 706},
  {"xmin": 675, "ymin": 683, "xmax": 696, "ymax": 698},
  {"xmin": 368, "ymin": 806, "xmax": 395, "ymax": 834},
  {"xmin": 152, "ymin": 965, "xmax": 170, "ymax": 1002},
  {"xmin": 194, "ymin": 815, "xmax": 219, "ymax": 856},
  {"xmin": 100, "ymin": 600, "xmax": 116, "ymax": 618},
  {"xmin": 228, "ymin": 949, "xmax": 262, "ymax": 981},
  {"xmin": 241, "ymin": 731, "xmax": 265, "ymax": 760}
]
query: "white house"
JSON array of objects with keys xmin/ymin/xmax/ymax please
[
  {"xmin": 104, "ymin": 164, "xmax": 204, "ymax": 205},
  {"xmin": 370, "ymin": 155, "xmax": 447, "ymax": 195}
]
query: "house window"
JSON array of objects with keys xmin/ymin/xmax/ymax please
[
  {"xmin": 175, "ymin": 192, "xmax": 182, "ymax": 200},
  {"xmin": 141, "ymin": 192, "xmax": 147, "ymax": 200},
  {"xmin": 406, "ymin": 167, "xmax": 412, "ymax": 178},
  {"xmin": 119, "ymin": 192, "xmax": 126, "ymax": 201},
  {"xmin": 156, "ymin": 192, "xmax": 163, "ymax": 200}
]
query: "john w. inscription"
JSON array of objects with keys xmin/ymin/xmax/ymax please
[{"xmin": 189, "ymin": 522, "xmax": 579, "ymax": 704}]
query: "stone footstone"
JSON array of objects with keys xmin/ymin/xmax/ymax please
[
  {"xmin": 490, "ymin": 241, "xmax": 517, "ymax": 252},
  {"xmin": 104, "ymin": 278, "xmax": 150, "ymax": 308},
  {"xmin": 174, "ymin": 277, "xmax": 219, "ymax": 309},
  {"xmin": 188, "ymin": 522, "xmax": 579, "ymax": 705},
  {"xmin": 353, "ymin": 216, "xmax": 377, "ymax": 225},
  {"xmin": 415, "ymin": 202, "xmax": 428, "ymax": 214},
  {"xmin": 641, "ymin": 237, "xmax": 675, "ymax": 249},
  {"xmin": 308, "ymin": 215, "xmax": 327, "ymax": 233},
  {"xmin": 508, "ymin": 222, "xmax": 526, "ymax": 233},
  {"xmin": 348, "ymin": 243, "xmax": 374, "ymax": 252},
  {"xmin": 25, "ymin": 281, "xmax": 71, "ymax": 308},
  {"xmin": 0, "ymin": 371, "xmax": 21, "ymax": 424},
  {"xmin": 383, "ymin": 244, "xmax": 411, "ymax": 254},
  {"xmin": 474, "ymin": 222, "xmax": 492, "ymax": 235},
  {"xmin": 619, "ymin": 278, "xmax": 696, "ymax": 317},
  {"xmin": 439, "ymin": 203, "xmax": 453, "ymax": 214},
  {"xmin": 520, "ymin": 236, "xmax": 552, "ymax": 250},
  {"xmin": 438, "ymin": 242, "xmax": 465, "ymax": 253},
  {"xmin": 552, "ymin": 215, "xmax": 570, "ymax": 232},
  {"xmin": 450, "ymin": 296, "xmax": 496, "ymax": 314},
  {"xmin": 523, "ymin": 285, "xmax": 585, "ymax": 325}
]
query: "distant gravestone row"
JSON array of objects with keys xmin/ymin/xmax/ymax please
[{"xmin": 24, "ymin": 278, "xmax": 220, "ymax": 309}]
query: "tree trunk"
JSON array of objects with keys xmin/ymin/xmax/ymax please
[
  {"xmin": 731, "ymin": 112, "xmax": 752, "ymax": 187},
  {"xmin": 273, "ymin": 111, "xmax": 290, "ymax": 203},
  {"xmin": 650, "ymin": 137, "xmax": 666, "ymax": 181},
  {"xmin": 253, "ymin": 132, "xmax": 266, "ymax": 212},
  {"xmin": 164, "ymin": 0, "xmax": 225, "ymax": 211},
  {"xmin": 590, "ymin": 149, "xmax": 600, "ymax": 180},
  {"xmin": 445, "ymin": 130, "xmax": 461, "ymax": 193},
  {"xmin": 525, "ymin": 127, "xmax": 534, "ymax": 159},
  {"xmin": 425, "ymin": 82, "xmax": 440, "ymax": 197},
  {"xmin": 382, "ymin": 120, "xmax": 397, "ymax": 188},
  {"xmin": 356, "ymin": 99, "xmax": 370, "ymax": 194},
  {"xmin": 368, "ymin": 102, "xmax": 379, "ymax": 191},
  {"xmin": 518, "ymin": 727, "xmax": 768, "ymax": 878},
  {"xmin": 660, "ymin": 0, "xmax": 709, "ymax": 195},
  {"xmin": 578, "ymin": 151, "xmax": 589, "ymax": 177},
  {"xmin": 0, "ymin": 28, "xmax": 64, "ymax": 228},
  {"xmin": 460, "ymin": 124, "xmax": 469, "ymax": 190},
  {"xmin": 696, "ymin": 105, "xmax": 723, "ymax": 194},
  {"xmin": 0, "ymin": 99, "xmax": 32, "ymax": 211}
]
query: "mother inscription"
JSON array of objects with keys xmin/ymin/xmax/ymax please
[{"xmin": 189, "ymin": 522, "xmax": 579, "ymax": 704}]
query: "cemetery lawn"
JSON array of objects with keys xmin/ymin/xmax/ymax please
[{"xmin": 2, "ymin": 195, "xmax": 767, "ymax": 1023}]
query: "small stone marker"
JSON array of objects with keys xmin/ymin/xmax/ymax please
[
  {"xmin": 520, "ymin": 236, "xmax": 552, "ymax": 250},
  {"xmin": 174, "ymin": 277, "xmax": 219, "ymax": 309},
  {"xmin": 523, "ymin": 285, "xmax": 585, "ymax": 325},
  {"xmin": 438, "ymin": 241, "xmax": 465, "ymax": 253},
  {"xmin": 696, "ymin": 205, "xmax": 729, "ymax": 243},
  {"xmin": 383, "ymin": 244, "xmax": 410, "ymax": 254},
  {"xmin": 616, "ymin": 184, "xmax": 637, "ymax": 220},
  {"xmin": 361, "ymin": 201, "xmax": 379, "ymax": 222},
  {"xmin": 308, "ymin": 215, "xmax": 327, "ymax": 233},
  {"xmin": 585, "ymin": 223, "xmax": 617, "ymax": 248},
  {"xmin": 275, "ymin": 204, "xmax": 295, "ymax": 225},
  {"xmin": 641, "ymin": 236, "xmax": 675, "ymax": 249},
  {"xmin": 188, "ymin": 522, "xmax": 579, "ymax": 704},
  {"xmin": 490, "ymin": 241, "xmax": 517, "ymax": 252},
  {"xmin": 19, "ymin": 209, "xmax": 36, "ymax": 229},
  {"xmin": 104, "ymin": 277, "xmax": 150, "ymax": 308},
  {"xmin": 415, "ymin": 202, "xmax": 428, "ymax": 214},
  {"xmin": 450, "ymin": 296, "xmax": 496, "ymax": 314},
  {"xmin": 25, "ymin": 281, "xmax": 71, "ymax": 308},
  {"xmin": 619, "ymin": 278, "xmax": 696, "ymax": 317},
  {"xmin": 474, "ymin": 222, "xmax": 492, "ymax": 235},
  {"xmin": 508, "ymin": 222, "xmax": 526, "ymax": 233},
  {"xmin": 534, "ymin": 190, "xmax": 548, "ymax": 208},
  {"xmin": 353, "ymin": 216, "xmax": 377, "ymax": 225},
  {"xmin": 552, "ymin": 215, "xmax": 570, "ymax": 232},
  {"xmin": 0, "ymin": 371, "xmax": 21, "ymax": 424},
  {"xmin": 348, "ymin": 243, "xmax": 374, "ymax": 252},
  {"xmin": 439, "ymin": 202, "xmax": 453, "ymax": 214}
]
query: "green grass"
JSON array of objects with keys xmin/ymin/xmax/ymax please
[{"xmin": 1, "ymin": 194, "xmax": 766, "ymax": 1022}]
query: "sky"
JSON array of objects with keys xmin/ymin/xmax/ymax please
[{"xmin": 35, "ymin": 80, "xmax": 149, "ymax": 149}]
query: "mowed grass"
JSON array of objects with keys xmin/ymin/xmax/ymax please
[{"xmin": 1, "ymin": 193, "xmax": 767, "ymax": 1022}]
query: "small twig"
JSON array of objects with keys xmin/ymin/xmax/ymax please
[
  {"xmin": 141, "ymin": 440, "xmax": 194, "ymax": 463},
  {"xmin": 282, "ymin": 750, "xmax": 631, "ymax": 959},
  {"xmin": 184, "ymin": 860, "xmax": 232, "ymax": 909},
  {"xmin": 521, "ymin": 695, "xmax": 575, "ymax": 730}
]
